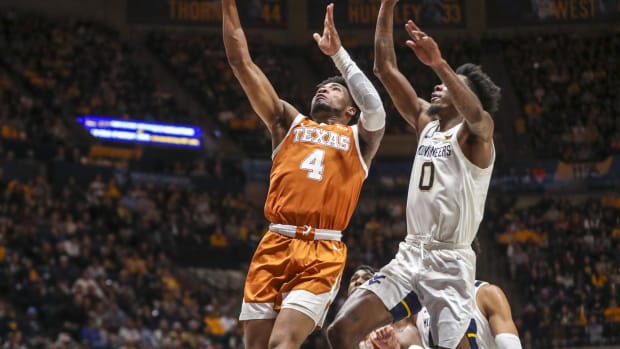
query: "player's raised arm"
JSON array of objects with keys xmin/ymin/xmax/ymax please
[
  {"xmin": 314, "ymin": 4, "xmax": 385, "ymax": 166},
  {"xmin": 404, "ymin": 20, "xmax": 494, "ymax": 143},
  {"xmin": 373, "ymin": 0, "xmax": 430, "ymax": 133},
  {"xmin": 222, "ymin": 0, "xmax": 297, "ymax": 141}
]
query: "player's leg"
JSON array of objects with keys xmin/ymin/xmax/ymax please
[
  {"xmin": 423, "ymin": 248, "xmax": 476, "ymax": 349},
  {"xmin": 327, "ymin": 288, "xmax": 394, "ymax": 348},
  {"xmin": 268, "ymin": 308, "xmax": 316, "ymax": 349},
  {"xmin": 239, "ymin": 231, "xmax": 290, "ymax": 348},
  {"xmin": 269, "ymin": 237, "xmax": 348, "ymax": 348},
  {"xmin": 329, "ymin": 242, "xmax": 423, "ymax": 348},
  {"xmin": 243, "ymin": 319, "xmax": 275, "ymax": 349}
]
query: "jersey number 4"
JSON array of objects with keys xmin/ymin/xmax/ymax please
[
  {"xmin": 300, "ymin": 149, "xmax": 325, "ymax": 181},
  {"xmin": 418, "ymin": 161, "xmax": 435, "ymax": 191}
]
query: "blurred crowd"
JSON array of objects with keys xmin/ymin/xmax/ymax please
[
  {"xmin": 489, "ymin": 193, "xmax": 620, "ymax": 348},
  {"xmin": 0, "ymin": 160, "xmax": 266, "ymax": 348},
  {"xmin": 0, "ymin": 11, "xmax": 189, "ymax": 148},
  {"xmin": 499, "ymin": 32, "xmax": 620, "ymax": 161}
]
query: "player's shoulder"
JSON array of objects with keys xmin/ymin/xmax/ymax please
[
  {"xmin": 478, "ymin": 282, "xmax": 510, "ymax": 312},
  {"xmin": 477, "ymin": 281, "xmax": 505, "ymax": 296}
]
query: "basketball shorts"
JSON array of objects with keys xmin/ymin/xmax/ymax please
[
  {"xmin": 239, "ymin": 230, "xmax": 347, "ymax": 327},
  {"xmin": 359, "ymin": 241, "xmax": 476, "ymax": 348}
]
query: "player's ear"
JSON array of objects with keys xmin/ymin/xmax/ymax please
[{"xmin": 345, "ymin": 106, "xmax": 357, "ymax": 118}]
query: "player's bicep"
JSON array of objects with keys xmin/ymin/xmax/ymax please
[
  {"xmin": 230, "ymin": 62, "xmax": 297, "ymax": 131},
  {"xmin": 357, "ymin": 124, "xmax": 385, "ymax": 168},
  {"xmin": 482, "ymin": 286, "xmax": 519, "ymax": 336},
  {"xmin": 464, "ymin": 111, "xmax": 494, "ymax": 142}
]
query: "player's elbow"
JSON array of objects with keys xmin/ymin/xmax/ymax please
[
  {"xmin": 373, "ymin": 64, "xmax": 389, "ymax": 80},
  {"xmin": 226, "ymin": 54, "xmax": 251, "ymax": 69},
  {"xmin": 373, "ymin": 63, "xmax": 400, "ymax": 86}
]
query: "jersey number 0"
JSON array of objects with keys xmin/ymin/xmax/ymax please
[{"xmin": 418, "ymin": 161, "xmax": 435, "ymax": 191}]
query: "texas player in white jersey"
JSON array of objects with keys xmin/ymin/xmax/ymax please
[
  {"xmin": 415, "ymin": 281, "xmax": 522, "ymax": 349},
  {"xmin": 327, "ymin": 1, "xmax": 501, "ymax": 348}
]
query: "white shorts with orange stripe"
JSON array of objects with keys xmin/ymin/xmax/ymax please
[{"xmin": 239, "ymin": 225, "xmax": 347, "ymax": 327}]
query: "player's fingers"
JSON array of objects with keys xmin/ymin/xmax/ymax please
[
  {"xmin": 323, "ymin": 5, "xmax": 330, "ymax": 26},
  {"xmin": 312, "ymin": 33, "xmax": 321, "ymax": 44},
  {"xmin": 327, "ymin": 3, "xmax": 334, "ymax": 23},
  {"xmin": 408, "ymin": 19, "xmax": 422, "ymax": 31},
  {"xmin": 405, "ymin": 40, "xmax": 417, "ymax": 50}
]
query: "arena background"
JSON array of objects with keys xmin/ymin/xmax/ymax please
[{"xmin": 0, "ymin": 0, "xmax": 618, "ymax": 348}]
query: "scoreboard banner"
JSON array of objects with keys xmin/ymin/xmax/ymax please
[
  {"xmin": 307, "ymin": 0, "xmax": 466, "ymax": 29},
  {"xmin": 486, "ymin": 0, "xmax": 619, "ymax": 27},
  {"xmin": 77, "ymin": 116, "xmax": 203, "ymax": 149},
  {"xmin": 127, "ymin": 0, "xmax": 286, "ymax": 28}
]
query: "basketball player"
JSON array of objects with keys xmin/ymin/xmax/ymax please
[
  {"xmin": 415, "ymin": 281, "xmax": 522, "ymax": 349},
  {"xmin": 326, "ymin": 0, "xmax": 501, "ymax": 348},
  {"xmin": 223, "ymin": 2, "xmax": 386, "ymax": 348},
  {"xmin": 348, "ymin": 266, "xmax": 420, "ymax": 349}
]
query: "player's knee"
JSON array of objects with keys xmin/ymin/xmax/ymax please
[
  {"xmin": 268, "ymin": 331, "xmax": 304, "ymax": 349},
  {"xmin": 327, "ymin": 319, "xmax": 357, "ymax": 347}
]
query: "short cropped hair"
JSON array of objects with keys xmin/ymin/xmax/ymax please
[
  {"xmin": 456, "ymin": 63, "xmax": 501, "ymax": 114},
  {"xmin": 351, "ymin": 265, "xmax": 376, "ymax": 278}
]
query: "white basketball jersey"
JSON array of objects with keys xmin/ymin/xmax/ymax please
[
  {"xmin": 406, "ymin": 120, "xmax": 494, "ymax": 245},
  {"xmin": 415, "ymin": 307, "xmax": 432, "ymax": 348},
  {"xmin": 473, "ymin": 280, "xmax": 496, "ymax": 348}
]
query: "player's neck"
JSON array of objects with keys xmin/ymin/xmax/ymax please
[
  {"xmin": 438, "ymin": 114, "xmax": 463, "ymax": 131},
  {"xmin": 312, "ymin": 114, "xmax": 348, "ymax": 125}
]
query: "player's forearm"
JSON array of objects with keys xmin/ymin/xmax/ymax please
[
  {"xmin": 373, "ymin": 1, "xmax": 398, "ymax": 77},
  {"xmin": 431, "ymin": 60, "xmax": 485, "ymax": 124},
  {"xmin": 222, "ymin": 0, "xmax": 252, "ymax": 68},
  {"xmin": 331, "ymin": 47, "xmax": 386, "ymax": 131}
]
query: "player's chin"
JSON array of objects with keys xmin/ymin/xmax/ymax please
[{"xmin": 311, "ymin": 101, "xmax": 336, "ymax": 115}]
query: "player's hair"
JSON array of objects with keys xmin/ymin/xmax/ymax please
[
  {"xmin": 455, "ymin": 63, "xmax": 501, "ymax": 114},
  {"xmin": 316, "ymin": 76, "xmax": 360, "ymax": 123},
  {"xmin": 351, "ymin": 264, "xmax": 376, "ymax": 278}
]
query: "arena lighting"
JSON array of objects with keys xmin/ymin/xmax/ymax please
[{"xmin": 76, "ymin": 116, "xmax": 202, "ymax": 148}]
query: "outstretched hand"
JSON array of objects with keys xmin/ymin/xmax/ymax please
[
  {"xmin": 370, "ymin": 325, "xmax": 399, "ymax": 349},
  {"xmin": 404, "ymin": 20, "xmax": 443, "ymax": 67},
  {"xmin": 313, "ymin": 3, "xmax": 341, "ymax": 56}
]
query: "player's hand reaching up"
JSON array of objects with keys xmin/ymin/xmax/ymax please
[
  {"xmin": 404, "ymin": 20, "xmax": 443, "ymax": 67},
  {"xmin": 313, "ymin": 3, "xmax": 341, "ymax": 56},
  {"xmin": 370, "ymin": 325, "xmax": 400, "ymax": 349}
]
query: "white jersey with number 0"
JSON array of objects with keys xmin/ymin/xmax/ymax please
[{"xmin": 406, "ymin": 120, "xmax": 494, "ymax": 245}]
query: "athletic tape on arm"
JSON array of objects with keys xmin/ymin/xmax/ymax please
[
  {"xmin": 495, "ymin": 333, "xmax": 522, "ymax": 349},
  {"xmin": 331, "ymin": 47, "xmax": 385, "ymax": 131}
]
